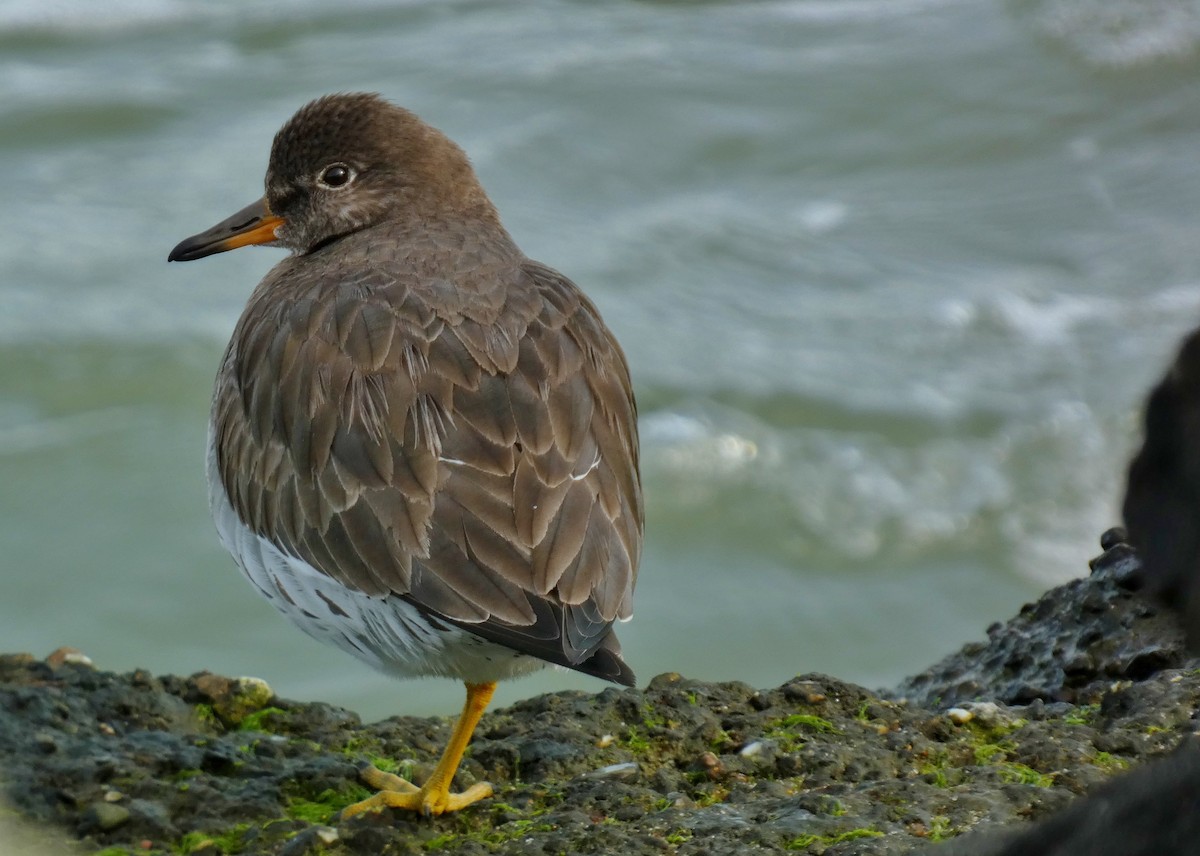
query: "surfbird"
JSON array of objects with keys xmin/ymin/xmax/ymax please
[{"xmin": 168, "ymin": 93, "xmax": 643, "ymax": 816}]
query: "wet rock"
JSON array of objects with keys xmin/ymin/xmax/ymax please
[
  {"xmin": 190, "ymin": 673, "xmax": 276, "ymax": 728},
  {"xmin": 80, "ymin": 801, "xmax": 130, "ymax": 833},
  {"xmin": 892, "ymin": 540, "xmax": 1193, "ymax": 709},
  {"xmin": 3, "ymin": 538, "xmax": 1200, "ymax": 854},
  {"xmin": 1122, "ymin": 325, "xmax": 1200, "ymax": 654},
  {"xmin": 922, "ymin": 745, "xmax": 1200, "ymax": 856}
]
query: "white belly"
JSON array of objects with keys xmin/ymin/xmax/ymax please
[{"xmin": 205, "ymin": 433, "xmax": 545, "ymax": 685}]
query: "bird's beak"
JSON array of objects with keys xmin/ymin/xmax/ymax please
[{"xmin": 168, "ymin": 198, "xmax": 285, "ymax": 262}]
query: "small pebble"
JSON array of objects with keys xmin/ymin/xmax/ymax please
[
  {"xmin": 84, "ymin": 802, "xmax": 130, "ymax": 832},
  {"xmin": 103, "ymin": 789, "xmax": 124, "ymax": 803},
  {"xmin": 235, "ymin": 676, "xmax": 273, "ymax": 699},
  {"xmin": 46, "ymin": 647, "xmax": 94, "ymax": 669},
  {"xmin": 1100, "ymin": 527, "xmax": 1127, "ymax": 551},
  {"xmin": 697, "ymin": 751, "xmax": 723, "ymax": 779},
  {"xmin": 314, "ymin": 827, "xmax": 339, "ymax": 845},
  {"xmin": 739, "ymin": 741, "xmax": 764, "ymax": 757},
  {"xmin": 947, "ymin": 701, "xmax": 1018, "ymax": 729},
  {"xmin": 584, "ymin": 761, "xmax": 638, "ymax": 780},
  {"xmin": 663, "ymin": 791, "xmax": 693, "ymax": 809}
]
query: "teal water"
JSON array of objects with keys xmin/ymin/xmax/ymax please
[{"xmin": 3, "ymin": 0, "xmax": 1200, "ymax": 720}]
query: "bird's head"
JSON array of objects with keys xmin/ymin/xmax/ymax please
[{"xmin": 169, "ymin": 93, "xmax": 492, "ymax": 262}]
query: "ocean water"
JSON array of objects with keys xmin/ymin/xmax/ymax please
[{"xmin": 2, "ymin": 0, "xmax": 1200, "ymax": 720}]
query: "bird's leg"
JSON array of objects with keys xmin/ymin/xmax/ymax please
[{"xmin": 343, "ymin": 681, "xmax": 497, "ymax": 818}]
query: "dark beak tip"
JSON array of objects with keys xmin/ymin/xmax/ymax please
[
  {"xmin": 168, "ymin": 199, "xmax": 276, "ymax": 264},
  {"xmin": 168, "ymin": 236, "xmax": 218, "ymax": 263},
  {"xmin": 167, "ymin": 238, "xmax": 193, "ymax": 263}
]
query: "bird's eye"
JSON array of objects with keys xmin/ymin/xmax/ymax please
[{"xmin": 317, "ymin": 163, "xmax": 354, "ymax": 189}]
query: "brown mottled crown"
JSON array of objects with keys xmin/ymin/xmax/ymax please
[{"xmin": 265, "ymin": 93, "xmax": 497, "ymax": 254}]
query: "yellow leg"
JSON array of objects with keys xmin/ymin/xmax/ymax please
[{"xmin": 342, "ymin": 681, "xmax": 497, "ymax": 818}]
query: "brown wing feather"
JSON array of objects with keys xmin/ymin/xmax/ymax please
[{"xmin": 213, "ymin": 245, "xmax": 642, "ymax": 684}]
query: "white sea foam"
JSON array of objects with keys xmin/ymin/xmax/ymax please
[
  {"xmin": 644, "ymin": 394, "xmax": 1120, "ymax": 589},
  {"xmin": 0, "ymin": 0, "xmax": 195, "ymax": 33},
  {"xmin": 1024, "ymin": 0, "xmax": 1200, "ymax": 67}
]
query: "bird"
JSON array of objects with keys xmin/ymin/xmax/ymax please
[
  {"xmin": 168, "ymin": 93, "xmax": 643, "ymax": 817},
  {"xmin": 1123, "ymin": 326, "xmax": 1200, "ymax": 651}
]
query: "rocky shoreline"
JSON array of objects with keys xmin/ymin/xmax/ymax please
[{"xmin": 3, "ymin": 535, "xmax": 1197, "ymax": 856}]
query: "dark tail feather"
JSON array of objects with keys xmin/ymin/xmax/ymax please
[
  {"xmin": 573, "ymin": 631, "xmax": 636, "ymax": 687},
  {"xmin": 410, "ymin": 594, "xmax": 637, "ymax": 686}
]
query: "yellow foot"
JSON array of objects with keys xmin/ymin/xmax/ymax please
[{"xmin": 341, "ymin": 764, "xmax": 493, "ymax": 818}]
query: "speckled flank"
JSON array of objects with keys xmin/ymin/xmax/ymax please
[{"xmin": 207, "ymin": 434, "xmax": 546, "ymax": 685}]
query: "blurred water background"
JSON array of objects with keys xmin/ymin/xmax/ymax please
[{"xmin": 3, "ymin": 0, "xmax": 1200, "ymax": 720}]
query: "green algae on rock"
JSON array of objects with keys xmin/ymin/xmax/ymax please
[{"xmin": 2, "ymin": 540, "xmax": 1198, "ymax": 855}]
